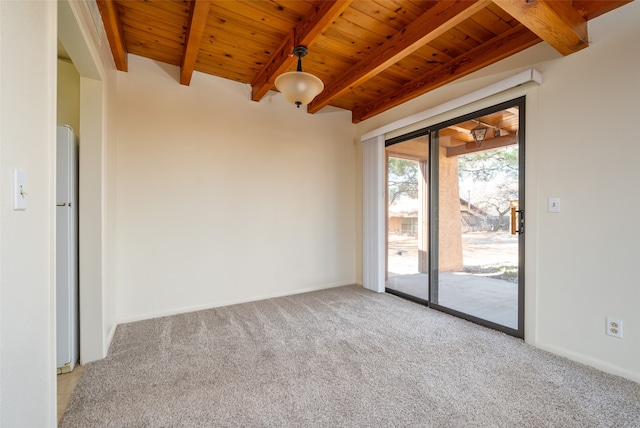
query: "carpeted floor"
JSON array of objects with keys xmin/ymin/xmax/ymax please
[{"xmin": 61, "ymin": 285, "xmax": 640, "ymax": 427}]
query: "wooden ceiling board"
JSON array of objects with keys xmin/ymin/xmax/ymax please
[
  {"xmin": 468, "ymin": 10, "xmax": 511, "ymax": 36},
  {"xmin": 447, "ymin": 26, "xmax": 485, "ymax": 51},
  {"xmin": 393, "ymin": 32, "xmax": 460, "ymax": 69},
  {"xmin": 122, "ymin": 0, "xmax": 189, "ymax": 17},
  {"xmin": 122, "ymin": 23, "xmax": 184, "ymax": 51},
  {"xmin": 406, "ymin": 0, "xmax": 440, "ymax": 12},
  {"xmin": 331, "ymin": 70, "xmax": 418, "ymax": 111},
  {"xmin": 199, "ymin": 25, "xmax": 273, "ymax": 55},
  {"xmin": 377, "ymin": 63, "xmax": 422, "ymax": 85},
  {"xmin": 375, "ymin": 0, "xmax": 436, "ymax": 21},
  {"xmin": 202, "ymin": 21, "xmax": 281, "ymax": 60},
  {"xmin": 311, "ymin": 30, "xmax": 361, "ymax": 60},
  {"xmin": 197, "ymin": 4, "xmax": 297, "ymax": 85},
  {"xmin": 197, "ymin": 38, "xmax": 271, "ymax": 69},
  {"xmin": 353, "ymin": 73, "xmax": 407, "ymax": 97},
  {"xmin": 329, "ymin": 94, "xmax": 367, "ymax": 111},
  {"xmin": 456, "ymin": 15, "xmax": 502, "ymax": 43},
  {"xmin": 241, "ymin": 0, "xmax": 311, "ymax": 23},
  {"xmin": 117, "ymin": 0, "xmax": 188, "ymax": 66},
  {"xmin": 328, "ymin": 15, "xmax": 390, "ymax": 53},
  {"xmin": 414, "ymin": 43, "xmax": 454, "ymax": 65},
  {"xmin": 117, "ymin": 1, "xmax": 188, "ymax": 40},
  {"xmin": 292, "ymin": 47, "xmax": 358, "ymax": 85},
  {"xmin": 355, "ymin": 4, "xmax": 411, "ymax": 36},
  {"xmin": 268, "ymin": 0, "xmax": 315, "ymax": 15},
  {"xmin": 117, "ymin": 7, "xmax": 187, "ymax": 35},
  {"xmin": 194, "ymin": 54, "xmax": 257, "ymax": 82},
  {"xmin": 125, "ymin": 40, "xmax": 183, "ymax": 66},
  {"xmin": 429, "ymin": 26, "xmax": 483, "ymax": 59},
  {"xmin": 376, "ymin": 54, "xmax": 439, "ymax": 85},
  {"xmin": 306, "ymin": 46, "xmax": 358, "ymax": 73},
  {"xmin": 213, "ymin": 0, "xmax": 301, "ymax": 34},
  {"xmin": 315, "ymin": 26, "xmax": 381, "ymax": 60},
  {"xmin": 120, "ymin": 14, "xmax": 185, "ymax": 44},
  {"xmin": 97, "ymin": 0, "xmax": 630, "ymax": 123},
  {"xmin": 483, "ymin": 2, "xmax": 519, "ymax": 28},
  {"xmin": 207, "ymin": 3, "xmax": 290, "ymax": 39}
]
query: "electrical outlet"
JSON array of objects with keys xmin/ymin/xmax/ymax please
[{"xmin": 606, "ymin": 317, "xmax": 623, "ymax": 339}]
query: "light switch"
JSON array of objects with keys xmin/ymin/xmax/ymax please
[
  {"xmin": 548, "ymin": 197, "xmax": 560, "ymax": 213},
  {"xmin": 13, "ymin": 169, "xmax": 27, "ymax": 210}
]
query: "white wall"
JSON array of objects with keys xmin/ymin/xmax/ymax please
[
  {"xmin": 356, "ymin": 2, "xmax": 640, "ymax": 381},
  {"xmin": 0, "ymin": 1, "xmax": 57, "ymax": 426},
  {"xmin": 532, "ymin": 3, "xmax": 640, "ymax": 380},
  {"xmin": 115, "ymin": 56, "xmax": 356, "ymax": 322}
]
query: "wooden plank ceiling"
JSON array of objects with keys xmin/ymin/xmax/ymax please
[{"xmin": 96, "ymin": 0, "xmax": 630, "ymax": 123}]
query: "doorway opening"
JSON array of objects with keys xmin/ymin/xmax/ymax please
[
  {"xmin": 385, "ymin": 97, "xmax": 525, "ymax": 338},
  {"xmin": 57, "ymin": 0, "xmax": 109, "ymax": 421}
]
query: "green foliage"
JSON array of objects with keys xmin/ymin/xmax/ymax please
[
  {"xmin": 458, "ymin": 146, "xmax": 518, "ymax": 182},
  {"xmin": 458, "ymin": 146, "xmax": 519, "ymax": 225},
  {"xmin": 388, "ymin": 157, "xmax": 419, "ymax": 204}
]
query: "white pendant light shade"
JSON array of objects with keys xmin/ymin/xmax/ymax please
[
  {"xmin": 274, "ymin": 45, "xmax": 324, "ymax": 108},
  {"xmin": 275, "ymin": 71, "xmax": 324, "ymax": 107}
]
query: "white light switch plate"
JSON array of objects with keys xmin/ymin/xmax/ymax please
[
  {"xmin": 548, "ymin": 197, "xmax": 560, "ymax": 213},
  {"xmin": 13, "ymin": 169, "xmax": 27, "ymax": 210}
]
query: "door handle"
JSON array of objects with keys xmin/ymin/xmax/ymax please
[{"xmin": 516, "ymin": 209, "xmax": 524, "ymax": 235}]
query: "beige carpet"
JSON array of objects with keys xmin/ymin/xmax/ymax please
[{"xmin": 61, "ymin": 285, "xmax": 640, "ymax": 427}]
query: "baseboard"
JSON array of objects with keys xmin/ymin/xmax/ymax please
[
  {"xmin": 57, "ymin": 363, "xmax": 73, "ymax": 374},
  {"xmin": 117, "ymin": 281, "xmax": 356, "ymax": 325},
  {"xmin": 535, "ymin": 341, "xmax": 640, "ymax": 383}
]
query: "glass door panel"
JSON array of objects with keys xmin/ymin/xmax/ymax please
[
  {"xmin": 430, "ymin": 100, "xmax": 524, "ymax": 336},
  {"xmin": 385, "ymin": 136, "xmax": 429, "ymax": 302}
]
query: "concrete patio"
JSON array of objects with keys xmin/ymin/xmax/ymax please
[
  {"xmin": 386, "ymin": 231, "xmax": 519, "ymax": 329},
  {"xmin": 386, "ymin": 272, "xmax": 518, "ymax": 329}
]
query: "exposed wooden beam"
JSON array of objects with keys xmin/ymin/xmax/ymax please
[
  {"xmin": 352, "ymin": 25, "xmax": 540, "ymax": 123},
  {"xmin": 294, "ymin": 0, "xmax": 352, "ymax": 47},
  {"xmin": 492, "ymin": 0, "xmax": 588, "ymax": 56},
  {"xmin": 307, "ymin": 0, "xmax": 491, "ymax": 114},
  {"xmin": 96, "ymin": 0, "xmax": 128, "ymax": 71},
  {"xmin": 446, "ymin": 134, "xmax": 518, "ymax": 157},
  {"xmin": 180, "ymin": 0, "xmax": 211, "ymax": 86},
  {"xmin": 251, "ymin": 0, "xmax": 352, "ymax": 102}
]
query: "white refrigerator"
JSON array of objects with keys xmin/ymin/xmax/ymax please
[{"xmin": 56, "ymin": 125, "xmax": 79, "ymax": 371}]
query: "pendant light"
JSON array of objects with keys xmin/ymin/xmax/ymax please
[
  {"xmin": 470, "ymin": 124, "xmax": 488, "ymax": 146},
  {"xmin": 274, "ymin": 46, "xmax": 324, "ymax": 108}
]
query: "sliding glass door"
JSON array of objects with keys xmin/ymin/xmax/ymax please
[
  {"xmin": 385, "ymin": 97, "xmax": 525, "ymax": 338},
  {"xmin": 430, "ymin": 98, "xmax": 525, "ymax": 337}
]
